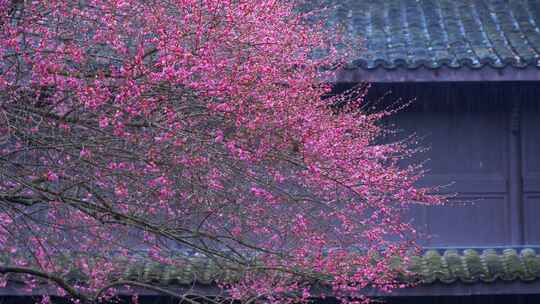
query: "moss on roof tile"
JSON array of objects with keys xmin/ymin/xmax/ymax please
[
  {"xmin": 2, "ymin": 248, "xmax": 540, "ymax": 287},
  {"xmin": 317, "ymin": 0, "xmax": 540, "ymax": 70}
]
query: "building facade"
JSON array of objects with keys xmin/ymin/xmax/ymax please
[
  {"xmin": 330, "ymin": 0, "xmax": 540, "ymax": 302},
  {"xmin": 1, "ymin": 0, "xmax": 540, "ymax": 303}
]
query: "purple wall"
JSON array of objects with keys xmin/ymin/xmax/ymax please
[{"xmin": 359, "ymin": 82, "xmax": 540, "ymax": 247}]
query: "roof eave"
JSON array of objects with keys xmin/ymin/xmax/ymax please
[{"xmin": 333, "ymin": 66, "xmax": 540, "ymax": 83}]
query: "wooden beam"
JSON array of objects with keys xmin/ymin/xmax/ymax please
[
  {"xmin": 508, "ymin": 100, "xmax": 524, "ymax": 245},
  {"xmin": 332, "ymin": 66, "xmax": 540, "ymax": 83}
]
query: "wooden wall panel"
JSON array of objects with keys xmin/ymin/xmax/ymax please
[
  {"xmin": 525, "ymin": 195, "xmax": 540, "ymax": 244},
  {"xmin": 394, "ymin": 101, "xmax": 509, "ymax": 245},
  {"xmin": 367, "ymin": 82, "xmax": 518, "ymax": 246},
  {"xmin": 522, "ymin": 100, "xmax": 540, "ymax": 245},
  {"xmin": 425, "ymin": 196, "xmax": 509, "ymax": 246},
  {"xmin": 351, "ymin": 82, "xmax": 540, "ymax": 247}
]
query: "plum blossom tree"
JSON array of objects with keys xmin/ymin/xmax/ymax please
[{"xmin": 0, "ymin": 0, "xmax": 443, "ymax": 303}]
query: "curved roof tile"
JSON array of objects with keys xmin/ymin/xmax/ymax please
[
  {"xmin": 4, "ymin": 248, "xmax": 539, "ymax": 286},
  {"xmin": 323, "ymin": 0, "xmax": 540, "ymax": 70}
]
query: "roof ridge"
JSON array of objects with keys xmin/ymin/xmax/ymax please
[{"xmin": 327, "ymin": 0, "xmax": 540, "ymax": 70}]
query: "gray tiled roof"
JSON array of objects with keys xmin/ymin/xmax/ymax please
[
  {"xmin": 3, "ymin": 248, "xmax": 540, "ymax": 286},
  {"xmin": 405, "ymin": 248, "xmax": 540, "ymax": 284},
  {"xmin": 323, "ymin": 0, "xmax": 540, "ymax": 70},
  {"xmin": 120, "ymin": 248, "xmax": 540, "ymax": 285}
]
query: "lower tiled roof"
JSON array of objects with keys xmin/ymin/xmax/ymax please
[
  {"xmin": 405, "ymin": 248, "xmax": 540, "ymax": 284},
  {"xmin": 121, "ymin": 248, "xmax": 540, "ymax": 285},
  {"xmin": 3, "ymin": 248, "xmax": 539, "ymax": 287}
]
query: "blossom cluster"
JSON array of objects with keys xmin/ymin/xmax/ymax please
[{"xmin": 0, "ymin": 0, "xmax": 443, "ymax": 303}]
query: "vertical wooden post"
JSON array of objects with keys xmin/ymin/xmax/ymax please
[{"xmin": 508, "ymin": 100, "xmax": 524, "ymax": 245}]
